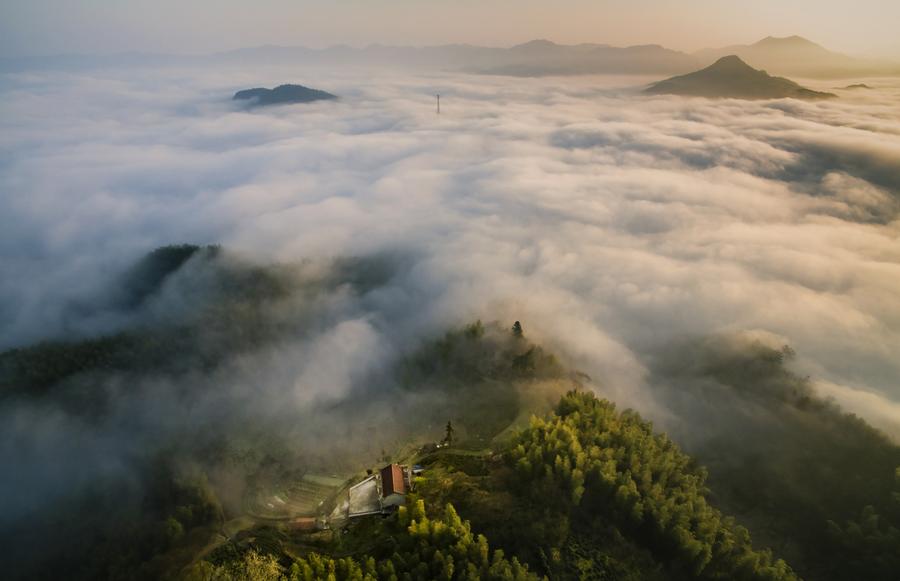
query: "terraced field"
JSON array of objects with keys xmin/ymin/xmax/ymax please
[{"xmin": 251, "ymin": 473, "xmax": 345, "ymax": 518}]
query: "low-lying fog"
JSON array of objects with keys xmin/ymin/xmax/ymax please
[{"xmin": 1, "ymin": 63, "xmax": 899, "ymax": 443}]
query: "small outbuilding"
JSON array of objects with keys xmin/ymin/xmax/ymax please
[{"xmin": 380, "ymin": 464, "xmax": 407, "ymax": 509}]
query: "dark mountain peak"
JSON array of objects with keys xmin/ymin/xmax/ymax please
[
  {"xmin": 707, "ymin": 54, "xmax": 756, "ymax": 72},
  {"xmin": 645, "ymin": 55, "xmax": 836, "ymax": 100},
  {"xmin": 233, "ymin": 83, "xmax": 337, "ymax": 107}
]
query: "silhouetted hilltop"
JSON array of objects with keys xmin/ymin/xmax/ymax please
[
  {"xmin": 695, "ymin": 36, "xmax": 899, "ymax": 78},
  {"xmin": 233, "ymin": 84, "xmax": 337, "ymax": 107},
  {"xmin": 645, "ymin": 55, "xmax": 837, "ymax": 99}
]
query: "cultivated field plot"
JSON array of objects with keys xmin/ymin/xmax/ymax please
[{"xmin": 253, "ymin": 473, "xmax": 345, "ymax": 518}]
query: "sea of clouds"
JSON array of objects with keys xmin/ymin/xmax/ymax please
[{"xmin": 1, "ymin": 61, "xmax": 899, "ymax": 473}]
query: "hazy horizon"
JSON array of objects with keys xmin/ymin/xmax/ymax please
[{"xmin": 2, "ymin": 0, "xmax": 900, "ymax": 59}]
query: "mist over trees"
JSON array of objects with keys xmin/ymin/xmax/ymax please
[
  {"xmin": 0, "ymin": 247, "xmax": 899, "ymax": 580},
  {"xmin": 646, "ymin": 335, "xmax": 900, "ymax": 580}
]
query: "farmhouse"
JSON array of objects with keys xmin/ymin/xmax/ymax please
[{"xmin": 347, "ymin": 463, "xmax": 412, "ymax": 518}]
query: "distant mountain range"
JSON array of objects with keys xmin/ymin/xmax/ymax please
[
  {"xmin": 2, "ymin": 36, "xmax": 898, "ymax": 79},
  {"xmin": 645, "ymin": 55, "xmax": 837, "ymax": 100},
  {"xmin": 694, "ymin": 36, "xmax": 899, "ymax": 78},
  {"xmin": 212, "ymin": 39, "xmax": 701, "ymax": 76},
  {"xmin": 464, "ymin": 39, "xmax": 700, "ymax": 75},
  {"xmin": 233, "ymin": 84, "xmax": 337, "ymax": 107}
]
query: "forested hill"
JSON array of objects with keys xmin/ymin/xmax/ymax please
[
  {"xmin": 415, "ymin": 391, "xmax": 799, "ymax": 581},
  {"xmin": 649, "ymin": 336, "xmax": 900, "ymax": 581},
  {"xmin": 2, "ymin": 245, "xmax": 899, "ymax": 580},
  {"xmin": 181, "ymin": 390, "xmax": 801, "ymax": 581}
]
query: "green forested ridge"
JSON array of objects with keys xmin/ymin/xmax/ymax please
[
  {"xmin": 402, "ymin": 319, "xmax": 565, "ymax": 387},
  {"xmin": 186, "ymin": 499, "xmax": 535, "ymax": 581},
  {"xmin": 650, "ymin": 337, "xmax": 900, "ymax": 580},
  {"xmin": 509, "ymin": 391, "xmax": 798, "ymax": 580},
  {"xmin": 413, "ymin": 391, "xmax": 796, "ymax": 580},
  {"xmin": 3, "ymin": 247, "xmax": 900, "ymax": 581},
  {"xmin": 0, "ymin": 247, "xmax": 380, "ymax": 580},
  {"xmin": 394, "ymin": 319, "xmax": 568, "ymax": 445},
  {"xmin": 193, "ymin": 388, "xmax": 800, "ymax": 581},
  {"xmin": 0, "ymin": 248, "xmax": 410, "ymax": 405},
  {"xmin": 0, "ymin": 245, "xmax": 300, "ymax": 404}
]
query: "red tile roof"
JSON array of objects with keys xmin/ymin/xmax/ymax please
[{"xmin": 380, "ymin": 464, "xmax": 405, "ymax": 497}]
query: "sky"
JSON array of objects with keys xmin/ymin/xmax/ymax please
[{"xmin": 2, "ymin": 0, "xmax": 900, "ymax": 58}]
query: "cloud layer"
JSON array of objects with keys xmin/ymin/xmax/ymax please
[{"xmin": 1, "ymin": 64, "xmax": 900, "ymax": 486}]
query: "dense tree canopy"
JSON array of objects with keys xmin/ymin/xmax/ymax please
[
  {"xmin": 187, "ymin": 499, "xmax": 535, "ymax": 581},
  {"xmin": 507, "ymin": 391, "xmax": 798, "ymax": 581}
]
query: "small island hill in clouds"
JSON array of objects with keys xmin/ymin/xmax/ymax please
[
  {"xmin": 645, "ymin": 55, "xmax": 837, "ymax": 99},
  {"xmin": 233, "ymin": 84, "xmax": 337, "ymax": 107}
]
